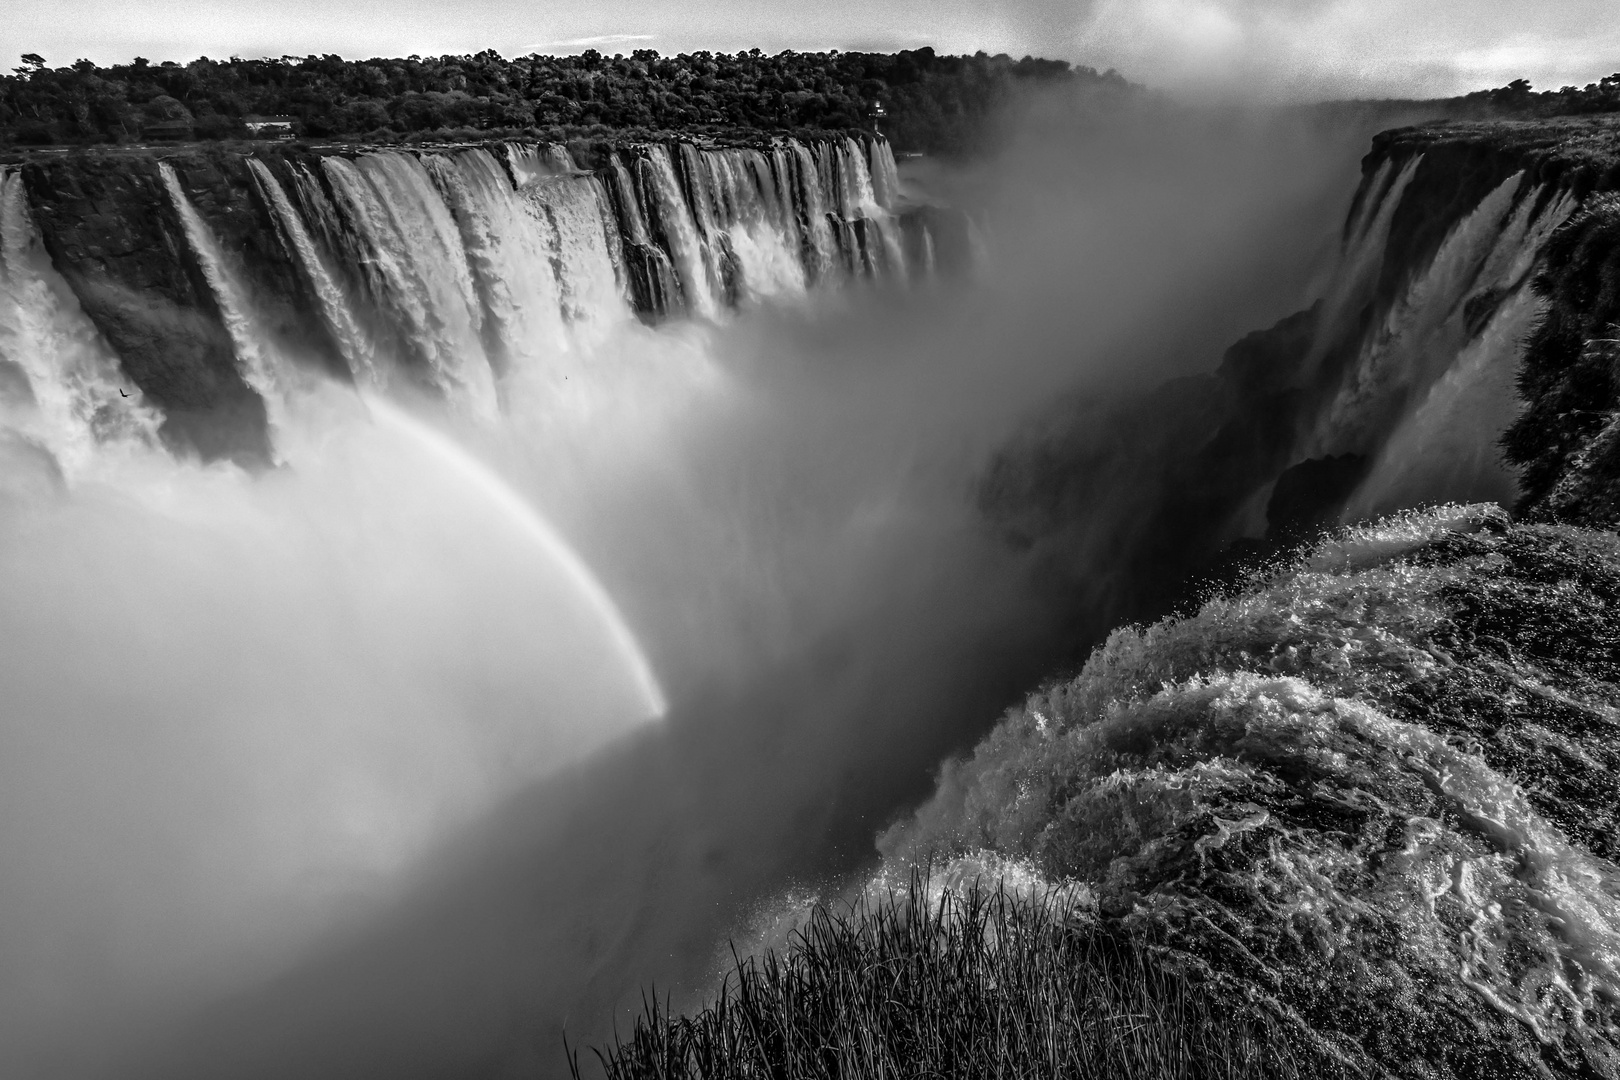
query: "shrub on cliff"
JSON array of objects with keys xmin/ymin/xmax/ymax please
[{"xmin": 1504, "ymin": 194, "xmax": 1620, "ymax": 525}]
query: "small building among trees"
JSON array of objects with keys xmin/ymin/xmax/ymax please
[{"xmin": 244, "ymin": 115, "xmax": 296, "ymax": 138}]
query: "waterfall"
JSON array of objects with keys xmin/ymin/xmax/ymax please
[
  {"xmin": 605, "ymin": 152, "xmax": 682, "ymax": 316},
  {"xmin": 689, "ymin": 147, "xmax": 805, "ymax": 301},
  {"xmin": 790, "ymin": 141, "xmax": 837, "ymax": 282},
  {"xmin": 1342, "ymin": 158, "xmax": 1396, "ymax": 250},
  {"xmin": 421, "ymin": 148, "xmax": 572, "ymax": 383},
  {"xmin": 641, "ymin": 145, "xmax": 721, "ymax": 318},
  {"xmin": 1344, "ymin": 184, "xmax": 1581, "ymax": 516},
  {"xmin": 248, "ymin": 159, "xmax": 381, "ymax": 388},
  {"xmin": 865, "ymin": 138, "xmax": 902, "ymax": 212},
  {"xmin": 1346, "ymin": 288, "xmax": 1545, "ymax": 516},
  {"xmin": 842, "ymin": 136, "xmax": 904, "ymax": 274},
  {"xmin": 1303, "ymin": 155, "xmax": 1424, "ymax": 376},
  {"xmin": 0, "ymin": 167, "xmax": 156, "ymax": 475},
  {"xmin": 319, "ymin": 153, "xmax": 500, "ymax": 418},
  {"xmin": 1311, "ymin": 169, "xmax": 1527, "ymax": 456},
  {"xmin": 676, "ymin": 143, "xmax": 721, "ymax": 242},
  {"xmin": 13, "ymin": 118, "xmax": 1620, "ymax": 1080},
  {"xmin": 6, "ymin": 132, "xmax": 912, "ymax": 473},
  {"xmin": 503, "ymin": 141, "xmax": 579, "ymax": 188},
  {"xmin": 160, "ymin": 162, "xmax": 299, "ymax": 430},
  {"xmin": 766, "ymin": 146, "xmax": 804, "ymax": 265},
  {"xmin": 522, "ymin": 172, "xmax": 628, "ymax": 338},
  {"xmin": 1, "ymin": 132, "xmax": 916, "ymax": 484},
  {"xmin": 11, "ymin": 135, "xmax": 1575, "ymax": 517}
]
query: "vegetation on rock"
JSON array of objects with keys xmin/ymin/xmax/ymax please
[
  {"xmin": 1505, "ymin": 193, "xmax": 1620, "ymax": 526},
  {"xmin": 582, "ymin": 873, "xmax": 1321, "ymax": 1080}
]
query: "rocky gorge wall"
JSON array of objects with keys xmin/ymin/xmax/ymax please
[
  {"xmin": 982, "ymin": 115, "xmax": 1620, "ymax": 630},
  {"xmin": 1504, "ymin": 191, "xmax": 1620, "ymax": 526}
]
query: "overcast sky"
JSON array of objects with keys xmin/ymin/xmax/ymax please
[{"xmin": 5, "ymin": 0, "xmax": 1617, "ymax": 99}]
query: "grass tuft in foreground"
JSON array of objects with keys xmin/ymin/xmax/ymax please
[{"xmin": 574, "ymin": 875, "xmax": 1311, "ymax": 1080}]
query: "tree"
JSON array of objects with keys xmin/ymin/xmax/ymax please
[{"xmin": 0, "ymin": 46, "xmax": 1110, "ymax": 150}]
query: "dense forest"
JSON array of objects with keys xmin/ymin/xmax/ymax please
[
  {"xmin": 0, "ymin": 47, "xmax": 1115, "ymax": 154},
  {"xmin": 1462, "ymin": 74, "xmax": 1620, "ymax": 117},
  {"xmin": 4, "ymin": 41, "xmax": 1612, "ymax": 158}
]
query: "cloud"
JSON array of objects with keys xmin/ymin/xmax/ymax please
[
  {"xmin": 522, "ymin": 33, "xmax": 656, "ymax": 52},
  {"xmin": 1067, "ymin": 0, "xmax": 1620, "ymax": 98}
]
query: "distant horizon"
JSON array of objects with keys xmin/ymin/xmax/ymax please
[{"xmin": 6, "ymin": 0, "xmax": 1617, "ymax": 103}]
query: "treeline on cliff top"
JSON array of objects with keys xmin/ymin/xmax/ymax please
[
  {"xmin": 0, "ymin": 47, "xmax": 1113, "ymax": 153},
  {"xmin": 1461, "ymin": 74, "xmax": 1620, "ymax": 119}
]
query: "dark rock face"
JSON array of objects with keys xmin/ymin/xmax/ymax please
[
  {"xmin": 978, "ymin": 300, "xmax": 1324, "ymax": 630},
  {"xmin": 897, "ymin": 203, "xmax": 976, "ymax": 277},
  {"xmin": 20, "ymin": 154, "xmax": 271, "ymax": 464},
  {"xmin": 1504, "ymin": 194, "xmax": 1620, "ymax": 525},
  {"xmin": 1266, "ymin": 453, "xmax": 1371, "ymax": 539}
]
